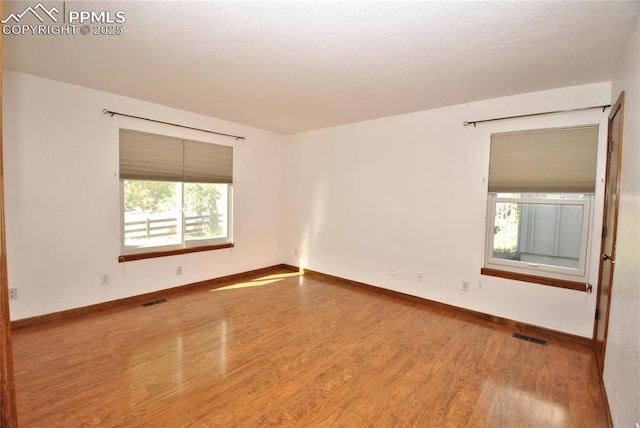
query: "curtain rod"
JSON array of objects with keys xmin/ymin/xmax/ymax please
[
  {"xmin": 463, "ymin": 104, "xmax": 611, "ymax": 127},
  {"xmin": 103, "ymin": 109, "xmax": 246, "ymax": 141}
]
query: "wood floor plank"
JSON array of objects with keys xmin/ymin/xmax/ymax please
[{"xmin": 11, "ymin": 270, "xmax": 609, "ymax": 427}]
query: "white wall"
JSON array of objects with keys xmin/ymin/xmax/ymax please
[
  {"xmin": 3, "ymin": 71, "xmax": 285, "ymax": 320},
  {"xmin": 4, "ymin": 69, "xmax": 615, "ymax": 340},
  {"xmin": 606, "ymin": 14, "xmax": 640, "ymax": 428},
  {"xmin": 283, "ymin": 82, "xmax": 611, "ymax": 338}
]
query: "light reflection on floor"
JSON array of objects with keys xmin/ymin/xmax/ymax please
[
  {"xmin": 210, "ymin": 271, "xmax": 303, "ymax": 291},
  {"xmin": 484, "ymin": 380, "xmax": 567, "ymax": 426},
  {"xmin": 127, "ymin": 319, "xmax": 231, "ymax": 401}
]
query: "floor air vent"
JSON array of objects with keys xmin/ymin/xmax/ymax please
[
  {"xmin": 512, "ymin": 332, "xmax": 548, "ymax": 346},
  {"xmin": 142, "ymin": 298, "xmax": 167, "ymax": 307}
]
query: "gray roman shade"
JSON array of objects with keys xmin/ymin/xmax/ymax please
[
  {"xmin": 119, "ymin": 130, "xmax": 233, "ymax": 184},
  {"xmin": 488, "ymin": 126, "xmax": 598, "ymax": 193},
  {"xmin": 184, "ymin": 140, "xmax": 233, "ymax": 184}
]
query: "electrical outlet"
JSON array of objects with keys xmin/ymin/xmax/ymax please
[
  {"xmin": 461, "ymin": 281, "xmax": 470, "ymax": 292},
  {"xmin": 416, "ymin": 272, "xmax": 423, "ymax": 282},
  {"xmin": 294, "ymin": 249, "xmax": 298, "ymax": 256},
  {"xmin": 176, "ymin": 266, "xmax": 183, "ymax": 275},
  {"xmin": 389, "ymin": 266, "xmax": 397, "ymax": 276},
  {"xmin": 8, "ymin": 288, "xmax": 17, "ymax": 300},
  {"xmin": 100, "ymin": 274, "xmax": 109, "ymax": 286}
]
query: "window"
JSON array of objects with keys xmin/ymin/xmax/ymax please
[
  {"xmin": 483, "ymin": 126, "xmax": 598, "ymax": 285},
  {"xmin": 486, "ymin": 193, "xmax": 591, "ymax": 280},
  {"xmin": 119, "ymin": 130, "xmax": 233, "ymax": 258}
]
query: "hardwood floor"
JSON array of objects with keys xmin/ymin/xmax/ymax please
[{"xmin": 12, "ymin": 269, "xmax": 609, "ymax": 427}]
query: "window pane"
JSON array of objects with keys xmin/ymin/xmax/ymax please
[
  {"xmin": 123, "ymin": 180, "xmax": 181, "ymax": 248},
  {"xmin": 492, "ymin": 202, "xmax": 584, "ymax": 269},
  {"xmin": 184, "ymin": 183, "xmax": 229, "ymax": 241}
]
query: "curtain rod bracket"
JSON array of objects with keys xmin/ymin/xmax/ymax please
[{"xmin": 103, "ymin": 108, "xmax": 246, "ymax": 141}]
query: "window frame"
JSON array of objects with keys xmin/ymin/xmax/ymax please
[
  {"xmin": 484, "ymin": 193, "xmax": 593, "ymax": 283},
  {"xmin": 120, "ymin": 180, "xmax": 233, "ymax": 258}
]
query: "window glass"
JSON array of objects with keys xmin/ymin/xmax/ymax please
[
  {"xmin": 184, "ymin": 183, "xmax": 230, "ymax": 242},
  {"xmin": 123, "ymin": 181, "xmax": 181, "ymax": 249},
  {"xmin": 486, "ymin": 193, "xmax": 591, "ymax": 280},
  {"xmin": 123, "ymin": 180, "xmax": 231, "ymax": 253},
  {"xmin": 492, "ymin": 201, "xmax": 584, "ymax": 270}
]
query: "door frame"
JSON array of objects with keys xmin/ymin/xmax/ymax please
[
  {"xmin": 0, "ymin": 0, "xmax": 20, "ymax": 422},
  {"xmin": 593, "ymin": 91, "xmax": 625, "ymax": 378}
]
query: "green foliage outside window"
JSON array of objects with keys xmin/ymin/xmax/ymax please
[
  {"xmin": 124, "ymin": 181, "xmax": 223, "ymax": 238},
  {"xmin": 493, "ymin": 202, "xmax": 519, "ymax": 259},
  {"xmin": 185, "ymin": 183, "xmax": 223, "ymax": 237},
  {"xmin": 124, "ymin": 181, "xmax": 176, "ymax": 212}
]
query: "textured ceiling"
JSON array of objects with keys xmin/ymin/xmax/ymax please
[{"xmin": 3, "ymin": 1, "xmax": 639, "ymax": 134}]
